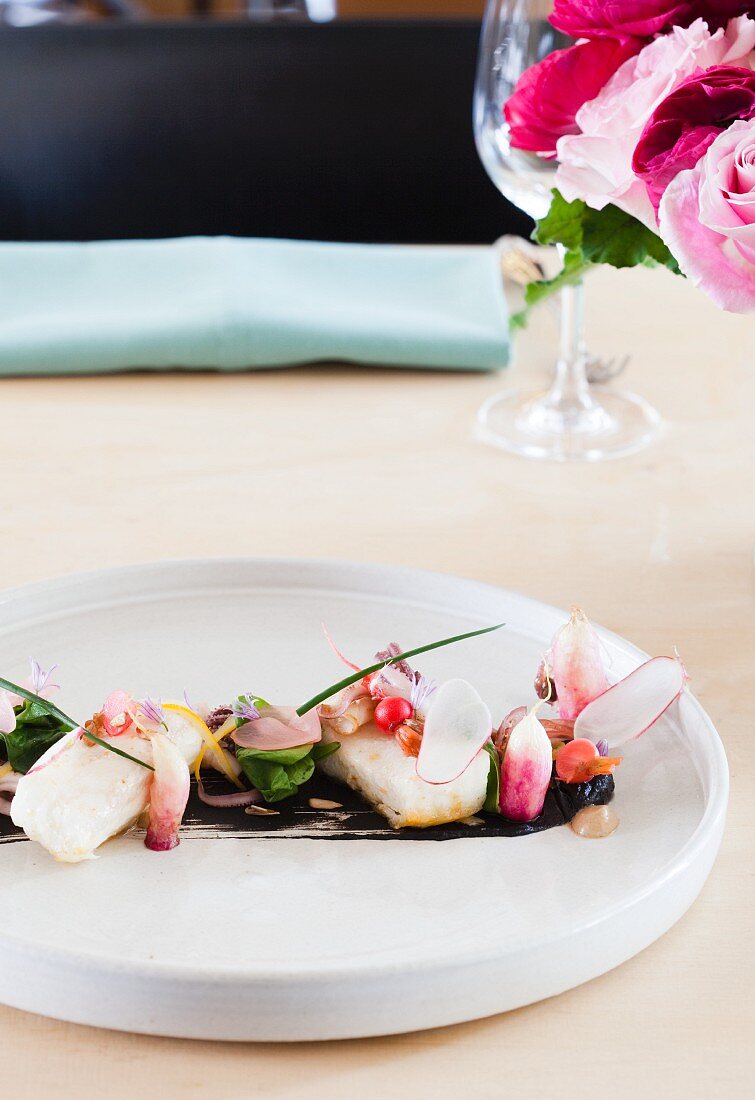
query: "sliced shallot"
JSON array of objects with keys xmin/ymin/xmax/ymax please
[
  {"xmin": 573, "ymin": 655, "xmax": 687, "ymax": 748},
  {"xmin": 232, "ymin": 705, "xmax": 321, "ymax": 751},
  {"xmin": 416, "ymin": 678, "xmax": 492, "ymax": 785},
  {"xmin": 144, "ymin": 732, "xmax": 190, "ymax": 852},
  {"xmin": 196, "ymin": 778, "xmax": 261, "ymax": 808},
  {"xmin": 0, "ymin": 771, "xmax": 20, "ymax": 816}
]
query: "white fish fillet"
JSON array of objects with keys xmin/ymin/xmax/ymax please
[
  {"xmin": 318, "ymin": 721, "xmax": 488, "ymax": 828},
  {"xmin": 11, "ymin": 714, "xmax": 202, "ymax": 863}
]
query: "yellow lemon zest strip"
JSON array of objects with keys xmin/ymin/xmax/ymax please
[{"xmin": 163, "ymin": 703, "xmax": 244, "ymax": 790}]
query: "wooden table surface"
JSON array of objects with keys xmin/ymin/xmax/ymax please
[{"xmin": 0, "ymin": 265, "xmax": 752, "ymax": 1098}]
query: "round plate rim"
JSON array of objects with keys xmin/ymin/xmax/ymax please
[{"xmin": 0, "ymin": 557, "xmax": 729, "ymax": 985}]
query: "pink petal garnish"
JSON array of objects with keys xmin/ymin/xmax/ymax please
[
  {"xmin": 416, "ymin": 679, "xmax": 492, "ymax": 785},
  {"xmin": 549, "ymin": 607, "xmax": 609, "ymax": 721},
  {"xmin": 232, "ymin": 706, "xmax": 321, "ymax": 751},
  {"xmin": 144, "ymin": 733, "xmax": 190, "ymax": 852},
  {"xmin": 0, "ymin": 690, "xmax": 17, "ymax": 735},
  {"xmin": 499, "ymin": 711, "xmax": 552, "ymax": 822},
  {"xmin": 100, "ymin": 690, "xmax": 137, "ymax": 737},
  {"xmin": 574, "ymin": 656, "xmax": 687, "ymax": 749}
]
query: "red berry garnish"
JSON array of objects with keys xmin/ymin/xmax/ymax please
[{"xmin": 374, "ymin": 696, "xmax": 413, "ymax": 733}]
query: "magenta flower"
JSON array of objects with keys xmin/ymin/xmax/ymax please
[
  {"xmin": 550, "ymin": 0, "xmax": 751, "ymax": 42},
  {"xmin": 633, "ymin": 65, "xmax": 755, "ymax": 210},
  {"xmin": 506, "ymin": 37, "xmax": 642, "ymax": 158}
]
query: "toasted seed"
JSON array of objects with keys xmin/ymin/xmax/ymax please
[
  {"xmin": 244, "ymin": 805, "xmax": 280, "ymax": 816},
  {"xmin": 308, "ymin": 798, "xmax": 343, "ymax": 810},
  {"xmin": 459, "ymin": 815, "xmax": 485, "ymax": 826}
]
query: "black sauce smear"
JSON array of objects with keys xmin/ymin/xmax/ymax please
[
  {"xmin": 0, "ymin": 770, "xmax": 615, "ymax": 846},
  {"xmin": 491, "ymin": 774, "xmax": 615, "ymax": 838}
]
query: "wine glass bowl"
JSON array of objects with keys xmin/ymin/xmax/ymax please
[{"xmin": 474, "ymin": 0, "xmax": 660, "ymax": 461}]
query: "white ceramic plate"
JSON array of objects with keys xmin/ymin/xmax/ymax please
[{"xmin": 0, "ymin": 559, "xmax": 728, "ymax": 1041}]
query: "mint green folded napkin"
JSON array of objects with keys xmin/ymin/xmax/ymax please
[{"xmin": 0, "ymin": 237, "xmax": 509, "ymax": 375}]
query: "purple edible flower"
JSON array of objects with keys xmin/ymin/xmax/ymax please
[
  {"xmin": 409, "ymin": 673, "xmax": 437, "ymax": 716},
  {"xmin": 139, "ymin": 697, "xmax": 167, "ymax": 729},
  {"xmin": 232, "ymin": 695, "xmax": 262, "ymax": 723},
  {"xmin": 28, "ymin": 658, "xmax": 59, "ymax": 697},
  {"xmin": 596, "ymin": 739, "xmax": 609, "ymax": 757}
]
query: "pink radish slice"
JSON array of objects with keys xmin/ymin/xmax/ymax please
[
  {"xmin": 145, "ymin": 733, "xmax": 190, "ymax": 851},
  {"xmin": 232, "ymin": 706, "xmax": 321, "ymax": 751},
  {"xmin": 416, "ymin": 678, "xmax": 492, "ymax": 785},
  {"xmin": 499, "ymin": 711, "xmax": 552, "ymax": 822},
  {"xmin": 573, "ymin": 656, "xmax": 686, "ymax": 748},
  {"xmin": 549, "ymin": 607, "xmax": 609, "ymax": 721}
]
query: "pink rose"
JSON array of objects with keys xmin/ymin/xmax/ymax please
[
  {"xmin": 659, "ymin": 119, "xmax": 755, "ymax": 311},
  {"xmin": 555, "ymin": 17, "xmax": 755, "ymax": 229},
  {"xmin": 633, "ymin": 66, "xmax": 755, "ymax": 210},
  {"xmin": 505, "ymin": 37, "xmax": 641, "ymax": 158},
  {"xmin": 551, "ymin": 0, "xmax": 752, "ymax": 41}
]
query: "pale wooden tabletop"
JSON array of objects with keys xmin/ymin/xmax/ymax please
[{"xmin": 0, "ymin": 265, "xmax": 752, "ymax": 1098}]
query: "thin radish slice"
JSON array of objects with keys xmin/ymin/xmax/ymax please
[
  {"xmin": 574, "ymin": 656, "xmax": 687, "ymax": 748},
  {"xmin": 232, "ymin": 706, "xmax": 321, "ymax": 751},
  {"xmin": 416, "ymin": 678, "xmax": 492, "ymax": 785}
]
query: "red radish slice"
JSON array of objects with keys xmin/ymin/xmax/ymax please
[
  {"xmin": 574, "ymin": 656, "xmax": 686, "ymax": 748},
  {"xmin": 232, "ymin": 706, "xmax": 321, "ymax": 751},
  {"xmin": 416, "ymin": 678, "xmax": 492, "ymax": 785},
  {"xmin": 145, "ymin": 733, "xmax": 190, "ymax": 851}
]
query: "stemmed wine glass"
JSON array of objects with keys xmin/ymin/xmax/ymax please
[{"xmin": 474, "ymin": 0, "xmax": 660, "ymax": 461}]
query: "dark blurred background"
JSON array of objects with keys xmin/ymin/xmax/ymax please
[{"xmin": 0, "ymin": 1, "xmax": 531, "ymax": 243}]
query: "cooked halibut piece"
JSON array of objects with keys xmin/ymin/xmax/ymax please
[
  {"xmin": 318, "ymin": 721, "xmax": 488, "ymax": 828},
  {"xmin": 11, "ymin": 713, "xmax": 201, "ymax": 863}
]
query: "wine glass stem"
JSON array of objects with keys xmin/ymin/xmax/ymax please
[{"xmin": 547, "ymin": 279, "xmax": 591, "ymax": 409}]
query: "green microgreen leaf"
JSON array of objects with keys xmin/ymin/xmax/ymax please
[
  {"xmin": 483, "ymin": 741, "xmax": 501, "ymax": 814},
  {"xmin": 295, "ymin": 623, "xmax": 505, "ymax": 716}
]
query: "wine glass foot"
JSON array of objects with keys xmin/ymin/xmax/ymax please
[{"xmin": 477, "ymin": 388, "xmax": 660, "ymax": 462}]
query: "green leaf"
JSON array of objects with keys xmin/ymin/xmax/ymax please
[
  {"xmin": 580, "ymin": 204, "xmax": 681, "ymax": 272},
  {"xmin": 236, "ymin": 743, "xmax": 313, "ymax": 766},
  {"xmin": 512, "ymin": 189, "xmax": 682, "ymax": 329},
  {"xmin": 296, "ymin": 623, "xmax": 505, "ymax": 716},
  {"xmin": 483, "ymin": 741, "xmax": 500, "ymax": 815},
  {"xmin": 310, "ymin": 741, "xmax": 340, "ymax": 763},
  {"xmin": 0, "ymin": 675, "xmax": 154, "ymax": 773},
  {"xmin": 0, "ymin": 701, "xmax": 70, "ymax": 774},
  {"xmin": 533, "ymin": 190, "xmax": 586, "ymax": 252},
  {"xmin": 512, "ymin": 247, "xmax": 589, "ymax": 329}
]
